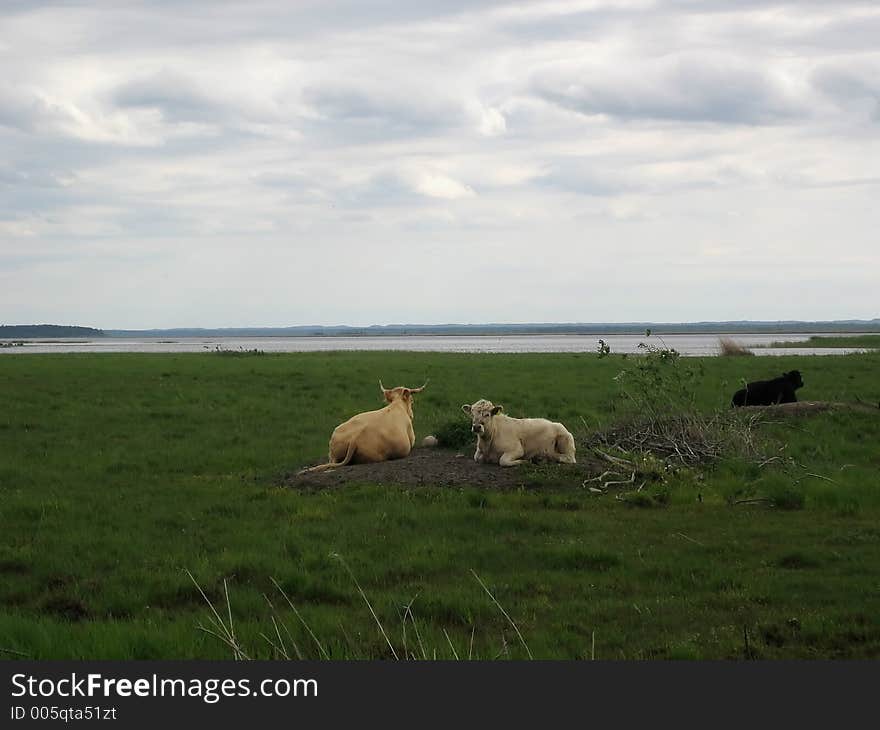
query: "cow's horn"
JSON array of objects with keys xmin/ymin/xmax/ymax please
[
  {"xmin": 379, "ymin": 379, "xmax": 386, "ymax": 392},
  {"xmin": 409, "ymin": 379, "xmax": 429, "ymax": 393}
]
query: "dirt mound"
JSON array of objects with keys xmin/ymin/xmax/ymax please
[
  {"xmin": 738, "ymin": 400, "xmax": 879, "ymax": 416},
  {"xmin": 282, "ymin": 447, "xmax": 604, "ymax": 491},
  {"xmin": 283, "ymin": 402, "xmax": 877, "ymax": 491}
]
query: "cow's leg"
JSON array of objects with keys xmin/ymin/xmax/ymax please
[
  {"xmin": 780, "ymin": 387, "xmax": 797, "ymax": 404},
  {"xmin": 499, "ymin": 446, "xmax": 527, "ymax": 467},
  {"xmin": 474, "ymin": 445, "xmax": 485, "ymax": 463},
  {"xmin": 552, "ymin": 431, "xmax": 577, "ymax": 464}
]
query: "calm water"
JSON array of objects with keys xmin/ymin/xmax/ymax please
[{"xmin": 0, "ymin": 333, "xmax": 871, "ymax": 356}]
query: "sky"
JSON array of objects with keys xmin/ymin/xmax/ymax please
[{"xmin": 1, "ymin": 0, "xmax": 878, "ymax": 328}]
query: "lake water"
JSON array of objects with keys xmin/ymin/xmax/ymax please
[{"xmin": 0, "ymin": 333, "xmax": 872, "ymax": 356}]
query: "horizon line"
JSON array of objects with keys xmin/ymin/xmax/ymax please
[{"xmin": 6, "ymin": 318, "xmax": 880, "ymax": 331}]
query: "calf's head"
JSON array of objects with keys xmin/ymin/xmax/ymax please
[
  {"xmin": 461, "ymin": 399, "xmax": 503, "ymax": 435},
  {"xmin": 784, "ymin": 370, "xmax": 804, "ymax": 389}
]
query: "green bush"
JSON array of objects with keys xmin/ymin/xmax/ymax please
[{"xmin": 434, "ymin": 419, "xmax": 475, "ymax": 449}]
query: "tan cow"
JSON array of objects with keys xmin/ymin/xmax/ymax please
[
  {"xmin": 461, "ymin": 398, "xmax": 576, "ymax": 467},
  {"xmin": 302, "ymin": 381, "xmax": 427, "ymax": 472}
]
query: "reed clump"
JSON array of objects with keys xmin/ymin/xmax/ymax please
[{"xmin": 718, "ymin": 337, "xmax": 754, "ymax": 357}]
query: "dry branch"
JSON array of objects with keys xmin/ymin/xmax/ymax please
[{"xmin": 586, "ymin": 409, "xmax": 770, "ymax": 467}]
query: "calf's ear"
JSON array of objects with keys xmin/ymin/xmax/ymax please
[
  {"xmin": 461, "ymin": 404, "xmax": 472, "ymax": 414},
  {"xmin": 491, "ymin": 405, "xmax": 503, "ymax": 415}
]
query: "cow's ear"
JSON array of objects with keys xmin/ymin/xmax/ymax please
[
  {"xmin": 491, "ymin": 405, "xmax": 503, "ymax": 415},
  {"xmin": 461, "ymin": 404, "xmax": 471, "ymax": 414}
]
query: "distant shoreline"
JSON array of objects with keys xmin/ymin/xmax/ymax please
[
  {"xmin": 105, "ymin": 329, "xmax": 880, "ymax": 339},
  {"xmin": 3, "ymin": 320, "xmax": 879, "ymax": 339},
  {"xmin": 759, "ymin": 334, "xmax": 880, "ymax": 349},
  {"xmin": 105, "ymin": 322, "xmax": 880, "ymax": 338}
]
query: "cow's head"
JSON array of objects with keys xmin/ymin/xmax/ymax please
[
  {"xmin": 379, "ymin": 380, "xmax": 428, "ymax": 417},
  {"xmin": 461, "ymin": 399, "xmax": 503, "ymax": 436},
  {"xmin": 784, "ymin": 370, "xmax": 804, "ymax": 389}
]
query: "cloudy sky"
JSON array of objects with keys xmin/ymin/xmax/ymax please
[{"xmin": 1, "ymin": 0, "xmax": 878, "ymax": 328}]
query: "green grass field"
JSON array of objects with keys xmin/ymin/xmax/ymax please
[{"xmin": 1, "ymin": 351, "xmax": 879, "ymax": 659}]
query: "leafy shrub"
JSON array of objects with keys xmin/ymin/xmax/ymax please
[
  {"xmin": 612, "ymin": 333, "xmax": 704, "ymax": 418},
  {"xmin": 434, "ymin": 419, "xmax": 475, "ymax": 449}
]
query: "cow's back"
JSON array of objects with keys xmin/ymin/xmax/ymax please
[
  {"xmin": 487, "ymin": 415, "xmax": 568, "ymax": 459},
  {"xmin": 732, "ymin": 377, "xmax": 796, "ymax": 407},
  {"xmin": 330, "ymin": 405, "xmax": 413, "ymax": 463},
  {"xmin": 518, "ymin": 417, "xmax": 570, "ymax": 457}
]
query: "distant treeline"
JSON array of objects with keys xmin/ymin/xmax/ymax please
[
  {"xmin": 5, "ymin": 321, "xmax": 879, "ymax": 340},
  {"xmin": 0, "ymin": 325, "xmax": 106, "ymax": 338},
  {"xmin": 105, "ymin": 320, "xmax": 880, "ymax": 338}
]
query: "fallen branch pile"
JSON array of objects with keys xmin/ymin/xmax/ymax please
[{"xmin": 586, "ymin": 410, "xmax": 767, "ymax": 466}]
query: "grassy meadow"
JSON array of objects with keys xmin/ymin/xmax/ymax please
[{"xmin": 1, "ymin": 350, "xmax": 879, "ymax": 660}]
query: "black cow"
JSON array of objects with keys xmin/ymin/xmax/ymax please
[{"xmin": 732, "ymin": 370, "xmax": 804, "ymax": 407}]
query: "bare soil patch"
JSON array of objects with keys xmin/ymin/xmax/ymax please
[{"xmin": 283, "ymin": 447, "xmax": 605, "ymax": 491}]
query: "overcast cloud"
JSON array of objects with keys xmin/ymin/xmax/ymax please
[{"xmin": 1, "ymin": 0, "xmax": 878, "ymax": 328}]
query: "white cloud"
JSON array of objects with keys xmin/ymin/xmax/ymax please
[
  {"xmin": 412, "ymin": 172, "xmax": 475, "ymax": 200},
  {"xmin": 473, "ymin": 104, "xmax": 507, "ymax": 136}
]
